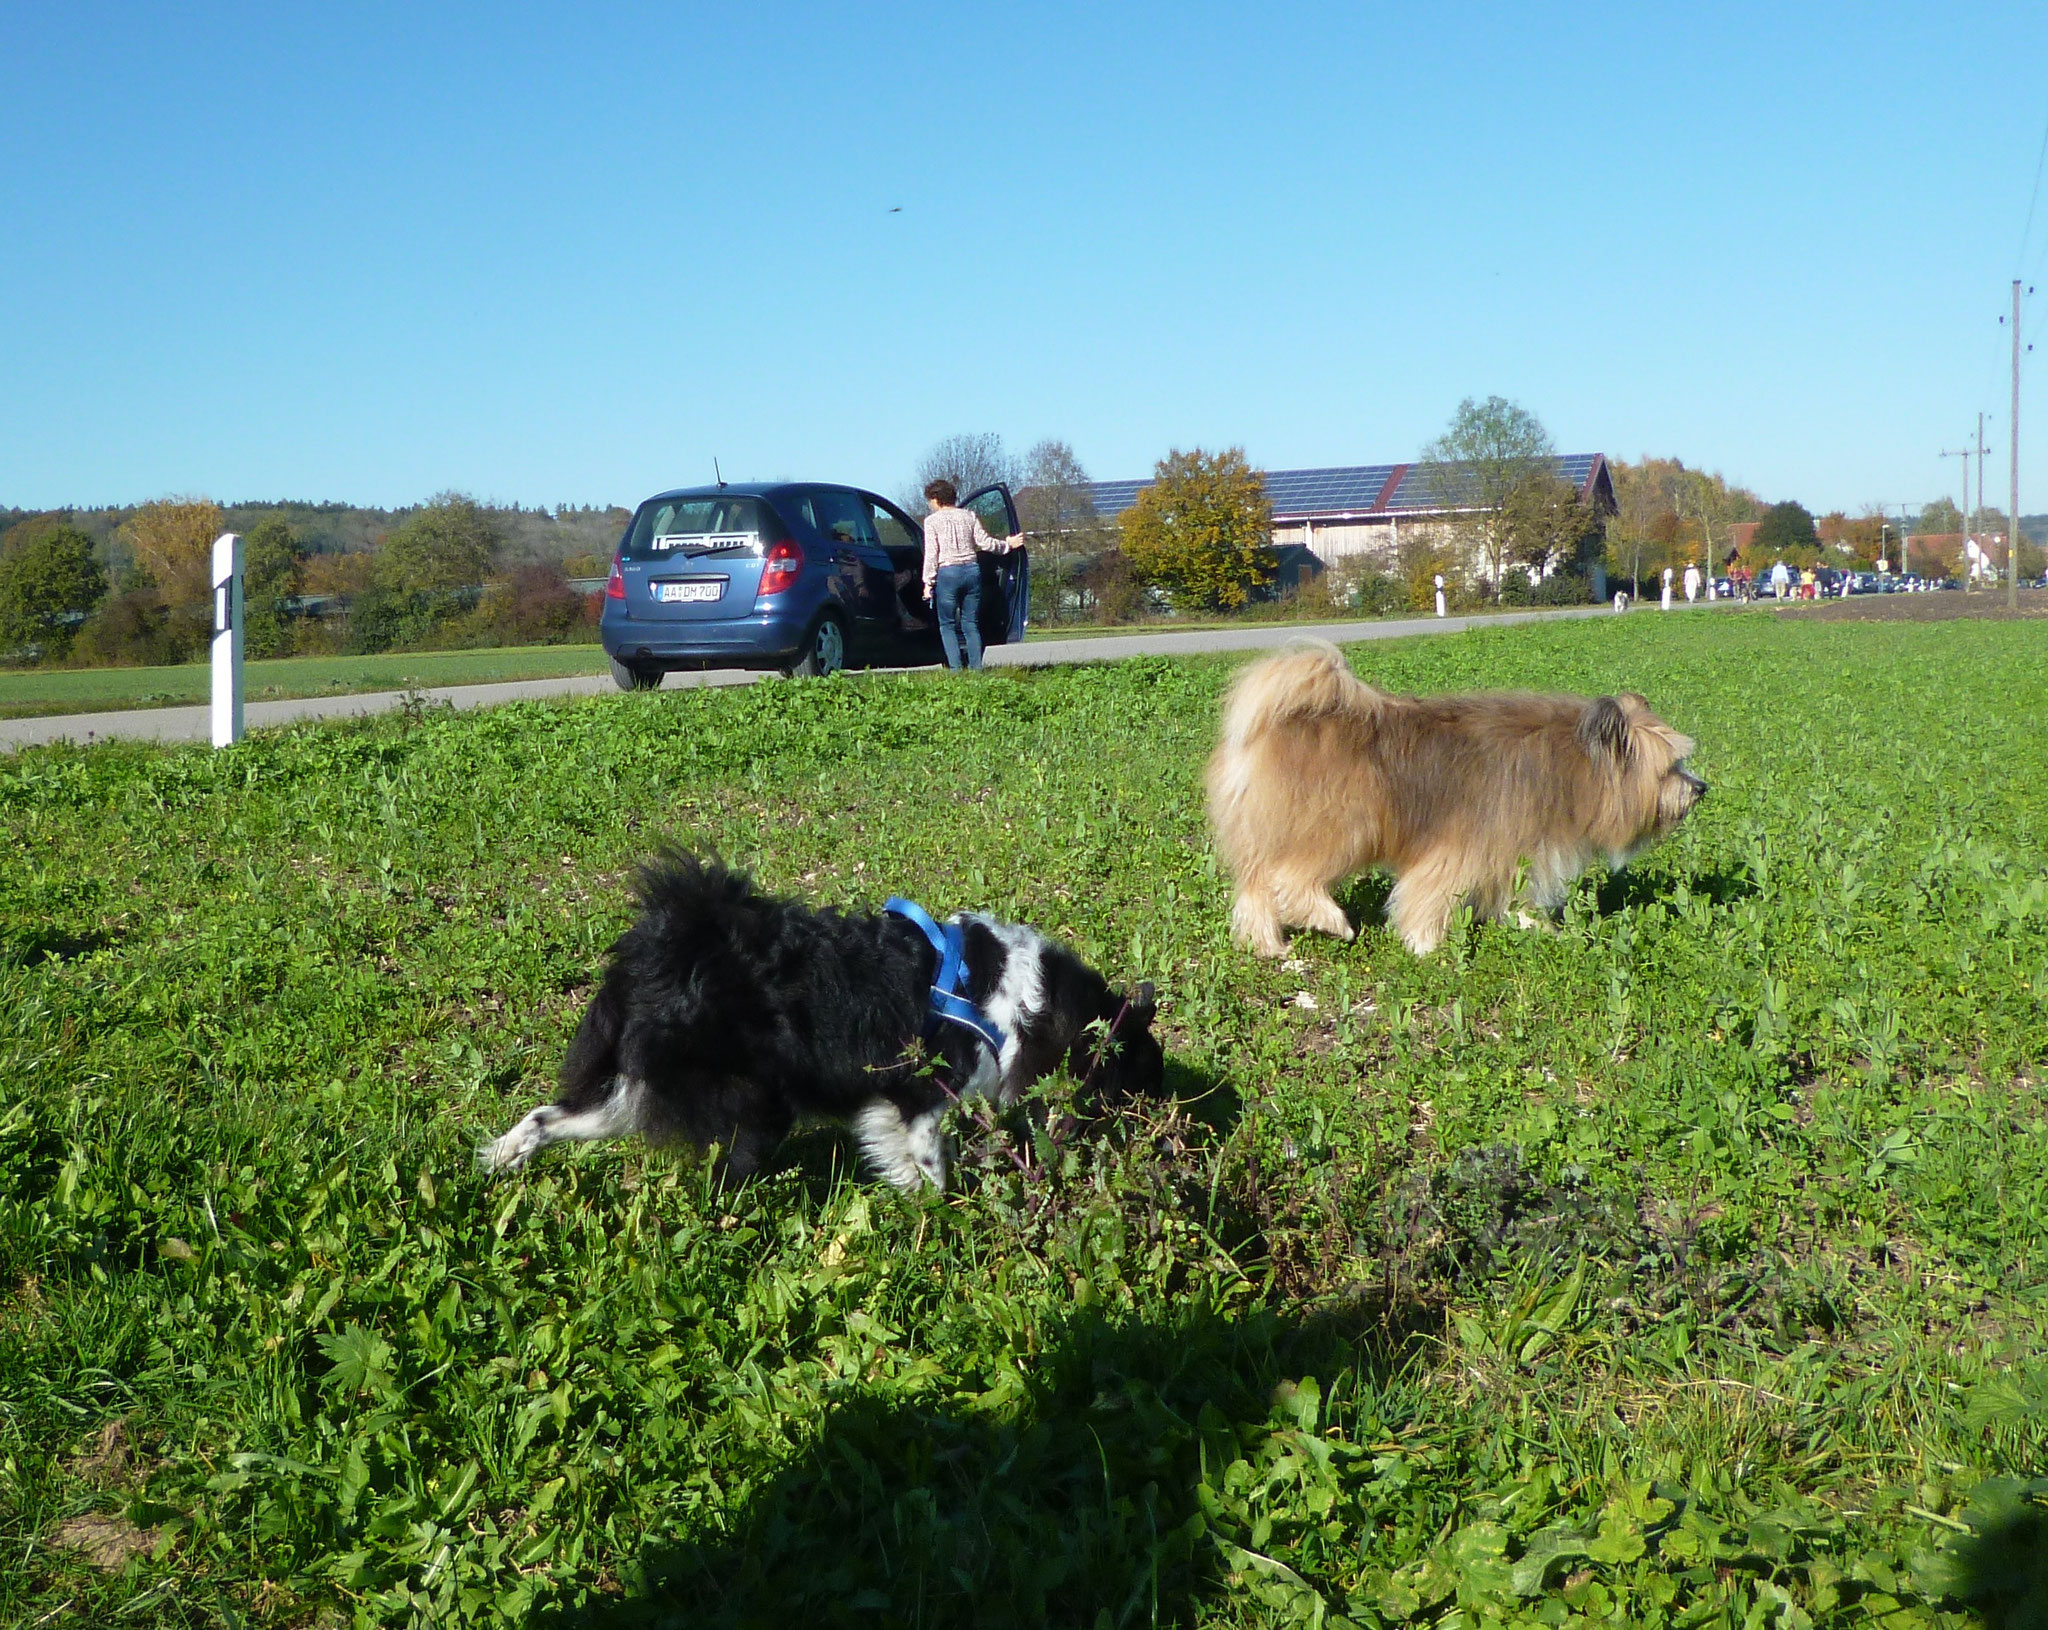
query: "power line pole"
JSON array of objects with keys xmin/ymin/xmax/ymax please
[
  {"xmin": 1966, "ymin": 413, "xmax": 1982, "ymax": 593},
  {"xmin": 1941, "ymin": 445, "xmax": 1971, "ymax": 585},
  {"xmin": 2013, "ymin": 280, "xmax": 2025, "ymax": 609}
]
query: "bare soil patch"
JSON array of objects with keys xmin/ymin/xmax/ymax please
[
  {"xmin": 50, "ymin": 1512, "xmax": 160, "ymax": 1571},
  {"xmin": 1778, "ymin": 588, "xmax": 2048, "ymax": 622}
]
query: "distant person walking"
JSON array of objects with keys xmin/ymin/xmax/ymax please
[
  {"xmin": 922, "ymin": 479, "xmax": 1019, "ymax": 671},
  {"xmin": 1683, "ymin": 563, "xmax": 1700, "ymax": 603},
  {"xmin": 1770, "ymin": 560, "xmax": 1791, "ymax": 600}
]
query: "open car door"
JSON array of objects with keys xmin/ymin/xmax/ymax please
[{"xmin": 961, "ymin": 483, "xmax": 1028, "ymax": 647}]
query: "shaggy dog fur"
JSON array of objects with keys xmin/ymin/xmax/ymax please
[
  {"xmin": 481, "ymin": 854, "xmax": 1162, "ymax": 1191},
  {"xmin": 1207, "ymin": 641, "xmax": 1706, "ymax": 957}
]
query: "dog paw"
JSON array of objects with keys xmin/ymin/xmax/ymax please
[{"xmin": 477, "ymin": 1130, "xmax": 534, "ymax": 1174}]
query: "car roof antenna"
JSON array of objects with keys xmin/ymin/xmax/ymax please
[{"xmin": 714, "ymin": 457, "xmax": 725, "ymax": 488}]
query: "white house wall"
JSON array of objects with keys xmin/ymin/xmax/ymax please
[{"xmin": 1271, "ymin": 516, "xmax": 1474, "ymax": 574}]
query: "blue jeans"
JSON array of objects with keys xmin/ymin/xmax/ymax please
[{"xmin": 933, "ymin": 561, "xmax": 983, "ymax": 670}]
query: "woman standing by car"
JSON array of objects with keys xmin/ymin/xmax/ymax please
[{"xmin": 922, "ymin": 479, "xmax": 1019, "ymax": 671}]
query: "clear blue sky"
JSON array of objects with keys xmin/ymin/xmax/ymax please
[{"xmin": 6, "ymin": 1, "xmax": 2048, "ymax": 518}]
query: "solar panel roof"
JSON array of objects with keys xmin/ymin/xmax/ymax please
[{"xmin": 1085, "ymin": 456, "xmax": 1607, "ymax": 519}]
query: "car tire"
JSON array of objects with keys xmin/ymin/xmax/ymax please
[
  {"xmin": 610, "ymin": 657, "xmax": 661, "ymax": 692},
  {"xmin": 784, "ymin": 612, "xmax": 847, "ymax": 679}
]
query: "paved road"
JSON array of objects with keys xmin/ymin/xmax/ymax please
[{"xmin": 0, "ymin": 605, "xmax": 1616, "ymax": 751}]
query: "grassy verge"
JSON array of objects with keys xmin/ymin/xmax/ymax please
[
  {"xmin": 0, "ymin": 642, "xmax": 610, "ymax": 719},
  {"xmin": 1021, "ymin": 599, "xmax": 1624, "ymax": 642},
  {"xmin": 2, "ymin": 603, "xmax": 1644, "ymax": 719},
  {"xmin": 3, "ymin": 613, "xmax": 2045, "ymax": 1626}
]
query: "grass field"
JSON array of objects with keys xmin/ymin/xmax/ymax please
[
  {"xmin": 4, "ymin": 614, "xmax": 2046, "ymax": 1627},
  {"xmin": 0, "ymin": 643, "xmax": 612, "ymax": 719}
]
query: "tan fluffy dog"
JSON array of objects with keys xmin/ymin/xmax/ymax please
[{"xmin": 1207, "ymin": 641, "xmax": 1705, "ymax": 957}]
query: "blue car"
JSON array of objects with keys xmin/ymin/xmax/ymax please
[{"xmin": 599, "ymin": 481, "xmax": 1026, "ymax": 688}]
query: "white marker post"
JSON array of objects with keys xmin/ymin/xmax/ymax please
[
  {"xmin": 211, "ymin": 532, "xmax": 243, "ymax": 748},
  {"xmin": 1433, "ymin": 574, "xmax": 1446, "ymax": 618}
]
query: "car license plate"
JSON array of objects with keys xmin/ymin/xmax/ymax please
[{"xmin": 657, "ymin": 580, "xmax": 724, "ymax": 603}]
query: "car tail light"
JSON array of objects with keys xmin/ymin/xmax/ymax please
[
  {"xmin": 756, "ymin": 539, "xmax": 803, "ymax": 598},
  {"xmin": 605, "ymin": 556, "xmax": 626, "ymax": 599}
]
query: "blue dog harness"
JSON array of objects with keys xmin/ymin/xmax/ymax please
[{"xmin": 884, "ymin": 897, "xmax": 1008, "ymax": 1060}]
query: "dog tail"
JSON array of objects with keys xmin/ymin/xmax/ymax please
[
  {"xmin": 1215, "ymin": 639, "xmax": 1383, "ymax": 757},
  {"xmin": 558, "ymin": 850, "xmax": 751, "ymax": 1104}
]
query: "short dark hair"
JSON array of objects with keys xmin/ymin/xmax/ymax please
[{"xmin": 923, "ymin": 478, "xmax": 958, "ymax": 507}]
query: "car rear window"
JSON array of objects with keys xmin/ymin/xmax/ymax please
[{"xmin": 621, "ymin": 496, "xmax": 781, "ymax": 559}]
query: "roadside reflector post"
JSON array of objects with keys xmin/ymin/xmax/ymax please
[
  {"xmin": 211, "ymin": 532, "xmax": 243, "ymax": 748},
  {"xmin": 1433, "ymin": 574, "xmax": 1445, "ymax": 618}
]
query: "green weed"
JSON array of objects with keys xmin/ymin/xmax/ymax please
[{"xmin": 2, "ymin": 614, "xmax": 2045, "ymax": 1626}]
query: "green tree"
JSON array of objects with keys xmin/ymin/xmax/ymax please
[
  {"xmin": 243, "ymin": 515, "xmax": 307, "ymax": 659},
  {"xmin": 376, "ymin": 493, "xmax": 501, "ymax": 595},
  {"xmin": 1501, "ymin": 472, "xmax": 1600, "ymax": 580},
  {"xmin": 1420, "ymin": 397, "xmax": 1555, "ymax": 594},
  {"xmin": 0, "ymin": 523, "xmax": 107, "ymax": 660},
  {"xmin": 1752, "ymin": 500, "xmax": 1820, "ymax": 565},
  {"xmin": 1915, "ymin": 497, "xmax": 1963, "ymax": 535},
  {"xmin": 1118, "ymin": 447, "xmax": 1274, "ymax": 611},
  {"xmin": 356, "ymin": 493, "xmax": 502, "ymax": 652}
]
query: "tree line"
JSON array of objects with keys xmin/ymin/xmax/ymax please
[
  {"xmin": 1606, "ymin": 463, "xmax": 2047, "ymax": 590},
  {"xmin": 9, "ymin": 426, "xmax": 2025, "ymax": 667},
  {"xmin": 0, "ymin": 497, "xmax": 630, "ymax": 667}
]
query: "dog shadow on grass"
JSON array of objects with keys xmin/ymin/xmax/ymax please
[
  {"xmin": 3, "ymin": 925, "xmax": 116, "ymax": 966},
  {"xmin": 1938, "ymin": 1494, "xmax": 2048, "ymax": 1628},
  {"xmin": 560, "ymin": 1297, "xmax": 1420, "ymax": 1630},
  {"xmin": 1592, "ymin": 866, "xmax": 1757, "ymax": 916},
  {"xmin": 1328, "ymin": 868, "xmax": 1758, "ymax": 945}
]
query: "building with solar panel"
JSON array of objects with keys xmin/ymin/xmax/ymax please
[{"xmin": 1084, "ymin": 454, "xmax": 1616, "ymax": 586}]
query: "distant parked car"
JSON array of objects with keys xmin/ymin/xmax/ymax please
[{"xmin": 598, "ymin": 481, "xmax": 1025, "ymax": 688}]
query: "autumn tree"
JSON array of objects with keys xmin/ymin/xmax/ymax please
[
  {"xmin": 0, "ymin": 522, "xmax": 106, "ymax": 660},
  {"xmin": 1817, "ymin": 510, "xmax": 1886, "ymax": 567},
  {"xmin": 1608, "ymin": 458, "xmax": 1761, "ymax": 593},
  {"xmin": 119, "ymin": 496, "xmax": 224, "ymax": 612},
  {"xmin": 1419, "ymin": 397, "xmax": 1555, "ymax": 594},
  {"xmin": 1119, "ymin": 447, "xmax": 1274, "ymax": 610}
]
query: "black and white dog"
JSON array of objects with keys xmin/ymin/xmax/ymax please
[{"xmin": 481, "ymin": 853, "xmax": 1162, "ymax": 1191}]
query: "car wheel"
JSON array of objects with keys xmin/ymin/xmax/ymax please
[
  {"xmin": 609, "ymin": 657, "xmax": 661, "ymax": 691},
  {"xmin": 785, "ymin": 613, "xmax": 847, "ymax": 678}
]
